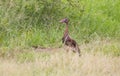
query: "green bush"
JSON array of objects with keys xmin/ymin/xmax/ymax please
[{"xmin": 0, "ymin": 0, "xmax": 120, "ymax": 51}]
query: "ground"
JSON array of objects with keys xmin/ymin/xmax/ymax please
[{"xmin": 0, "ymin": 40, "xmax": 120, "ymax": 76}]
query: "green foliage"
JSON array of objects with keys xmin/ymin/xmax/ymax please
[{"xmin": 0, "ymin": 0, "xmax": 120, "ymax": 56}]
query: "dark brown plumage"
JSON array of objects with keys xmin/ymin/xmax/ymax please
[{"xmin": 60, "ymin": 18, "xmax": 81, "ymax": 56}]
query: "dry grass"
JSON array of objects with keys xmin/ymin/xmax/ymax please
[
  {"xmin": 0, "ymin": 40, "xmax": 120, "ymax": 76},
  {"xmin": 0, "ymin": 53, "xmax": 120, "ymax": 76}
]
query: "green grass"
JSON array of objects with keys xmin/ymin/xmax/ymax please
[
  {"xmin": 0, "ymin": 0, "xmax": 120, "ymax": 57},
  {"xmin": 0, "ymin": 0, "xmax": 120, "ymax": 48}
]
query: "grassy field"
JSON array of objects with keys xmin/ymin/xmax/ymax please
[
  {"xmin": 0, "ymin": 40, "xmax": 120, "ymax": 76},
  {"xmin": 0, "ymin": 53, "xmax": 120, "ymax": 76},
  {"xmin": 0, "ymin": 0, "xmax": 120, "ymax": 76}
]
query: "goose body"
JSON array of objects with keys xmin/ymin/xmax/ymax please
[{"xmin": 60, "ymin": 18, "xmax": 81, "ymax": 56}]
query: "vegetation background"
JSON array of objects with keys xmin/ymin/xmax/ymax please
[{"xmin": 0, "ymin": 0, "xmax": 120, "ymax": 76}]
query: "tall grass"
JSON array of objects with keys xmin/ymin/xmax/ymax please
[
  {"xmin": 0, "ymin": 0, "xmax": 120, "ymax": 55},
  {"xmin": 0, "ymin": 46, "xmax": 120, "ymax": 76}
]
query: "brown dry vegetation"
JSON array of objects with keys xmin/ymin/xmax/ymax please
[
  {"xmin": 0, "ymin": 40, "xmax": 120, "ymax": 76},
  {"xmin": 0, "ymin": 53, "xmax": 120, "ymax": 76}
]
